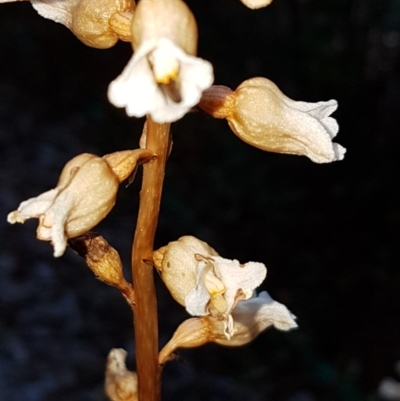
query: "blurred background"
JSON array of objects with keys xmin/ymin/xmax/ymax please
[{"xmin": 0, "ymin": 0, "xmax": 399, "ymax": 400}]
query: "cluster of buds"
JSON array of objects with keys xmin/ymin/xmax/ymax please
[{"xmin": 152, "ymin": 236, "xmax": 297, "ymax": 363}]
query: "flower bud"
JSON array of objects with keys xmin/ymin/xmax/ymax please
[
  {"xmin": 7, "ymin": 150, "xmax": 150, "ymax": 257},
  {"xmin": 29, "ymin": 0, "xmax": 135, "ymax": 49},
  {"xmin": 105, "ymin": 348, "xmax": 138, "ymax": 401},
  {"xmin": 69, "ymin": 233, "xmax": 124, "ymax": 286},
  {"xmin": 199, "ymin": 78, "xmax": 346, "ymax": 164}
]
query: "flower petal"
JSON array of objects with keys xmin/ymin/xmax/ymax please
[
  {"xmin": 214, "ymin": 291, "xmax": 297, "ymax": 346},
  {"xmin": 108, "ymin": 38, "xmax": 213, "ymax": 123},
  {"xmin": 212, "ymin": 257, "xmax": 267, "ymax": 315},
  {"xmin": 185, "ymin": 260, "xmax": 213, "ymax": 316},
  {"xmin": 31, "ymin": 0, "xmax": 78, "ymax": 28},
  {"xmin": 7, "ymin": 188, "xmax": 59, "ymax": 224}
]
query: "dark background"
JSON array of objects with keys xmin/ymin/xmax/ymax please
[{"xmin": 1, "ymin": 0, "xmax": 399, "ymax": 400}]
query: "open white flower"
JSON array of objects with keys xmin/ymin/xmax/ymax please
[
  {"xmin": 7, "ymin": 150, "xmax": 153, "ymax": 257},
  {"xmin": 108, "ymin": 0, "xmax": 213, "ymax": 123},
  {"xmin": 199, "ymin": 78, "xmax": 346, "ymax": 163},
  {"xmin": 153, "ymin": 236, "xmax": 267, "ymax": 339},
  {"xmin": 159, "ymin": 291, "xmax": 297, "ymax": 363}
]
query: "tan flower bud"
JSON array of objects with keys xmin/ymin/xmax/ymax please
[
  {"xmin": 7, "ymin": 150, "xmax": 149, "ymax": 257},
  {"xmin": 200, "ymin": 78, "xmax": 346, "ymax": 164},
  {"xmin": 105, "ymin": 348, "xmax": 138, "ymax": 401},
  {"xmin": 69, "ymin": 233, "xmax": 136, "ymax": 305},
  {"xmin": 151, "ymin": 236, "xmax": 218, "ymax": 306},
  {"xmin": 69, "ymin": 233, "xmax": 124, "ymax": 286},
  {"xmin": 28, "ymin": 0, "xmax": 135, "ymax": 49}
]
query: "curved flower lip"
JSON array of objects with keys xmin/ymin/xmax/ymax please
[
  {"xmin": 159, "ymin": 291, "xmax": 297, "ymax": 362},
  {"xmin": 184, "ymin": 255, "xmax": 267, "ymax": 338},
  {"xmin": 212, "ymin": 291, "xmax": 298, "ymax": 346},
  {"xmin": 108, "ymin": 38, "xmax": 214, "ymax": 123}
]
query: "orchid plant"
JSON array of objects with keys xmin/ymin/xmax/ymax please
[{"xmin": 2, "ymin": 0, "xmax": 345, "ymax": 400}]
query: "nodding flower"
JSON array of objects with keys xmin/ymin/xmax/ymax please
[
  {"xmin": 108, "ymin": 0, "xmax": 213, "ymax": 123},
  {"xmin": 199, "ymin": 77, "xmax": 346, "ymax": 164},
  {"xmin": 7, "ymin": 149, "xmax": 153, "ymax": 257}
]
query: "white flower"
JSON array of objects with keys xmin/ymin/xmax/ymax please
[
  {"xmin": 7, "ymin": 150, "xmax": 152, "ymax": 257},
  {"xmin": 108, "ymin": 38, "xmax": 213, "ymax": 123},
  {"xmin": 159, "ymin": 291, "xmax": 297, "ymax": 363},
  {"xmin": 108, "ymin": 0, "xmax": 214, "ymax": 123},
  {"xmin": 152, "ymin": 236, "xmax": 267, "ymax": 339},
  {"xmin": 199, "ymin": 78, "xmax": 346, "ymax": 164}
]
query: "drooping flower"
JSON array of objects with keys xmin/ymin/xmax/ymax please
[
  {"xmin": 159, "ymin": 291, "xmax": 297, "ymax": 364},
  {"xmin": 0, "ymin": 0, "xmax": 135, "ymax": 48},
  {"xmin": 108, "ymin": 0, "xmax": 214, "ymax": 123},
  {"xmin": 153, "ymin": 236, "xmax": 267, "ymax": 338},
  {"xmin": 7, "ymin": 149, "xmax": 153, "ymax": 257},
  {"xmin": 199, "ymin": 78, "xmax": 346, "ymax": 163}
]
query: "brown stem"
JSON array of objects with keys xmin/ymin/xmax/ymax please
[{"xmin": 131, "ymin": 118, "xmax": 170, "ymax": 401}]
